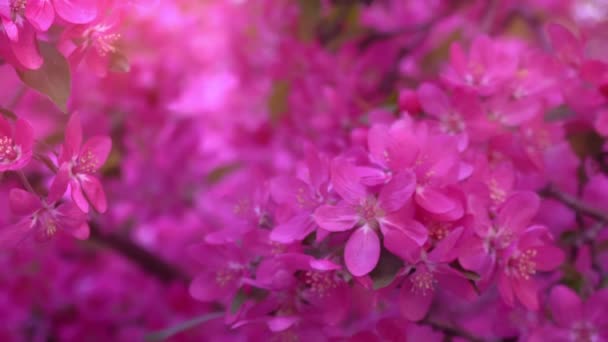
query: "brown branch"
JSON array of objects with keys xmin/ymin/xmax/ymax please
[
  {"xmin": 89, "ymin": 223, "xmax": 191, "ymax": 284},
  {"xmin": 424, "ymin": 319, "xmax": 484, "ymax": 342},
  {"xmin": 540, "ymin": 185, "xmax": 608, "ymax": 223}
]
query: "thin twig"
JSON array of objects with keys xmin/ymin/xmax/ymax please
[
  {"xmin": 88, "ymin": 223, "xmax": 191, "ymax": 284},
  {"xmin": 424, "ymin": 319, "xmax": 484, "ymax": 342},
  {"xmin": 540, "ymin": 185, "xmax": 608, "ymax": 223}
]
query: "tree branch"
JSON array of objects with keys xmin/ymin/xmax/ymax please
[
  {"xmin": 89, "ymin": 223, "xmax": 191, "ymax": 284},
  {"xmin": 540, "ymin": 185, "xmax": 608, "ymax": 223},
  {"xmin": 424, "ymin": 319, "xmax": 484, "ymax": 342}
]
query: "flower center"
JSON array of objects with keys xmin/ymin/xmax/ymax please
[
  {"xmin": 358, "ymin": 197, "xmax": 382, "ymax": 228},
  {"xmin": 570, "ymin": 321, "xmax": 597, "ymax": 342},
  {"xmin": 303, "ymin": 270, "xmax": 337, "ymax": 298},
  {"xmin": 410, "ymin": 270, "xmax": 436, "ymax": 296},
  {"xmin": 0, "ymin": 136, "xmax": 20, "ymax": 163},
  {"xmin": 507, "ymin": 249, "xmax": 537, "ymax": 279},
  {"xmin": 10, "ymin": 0, "xmax": 26, "ymax": 21},
  {"xmin": 74, "ymin": 150, "xmax": 100, "ymax": 174},
  {"xmin": 215, "ymin": 268, "xmax": 237, "ymax": 287}
]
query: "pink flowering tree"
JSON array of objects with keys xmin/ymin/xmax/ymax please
[{"xmin": 0, "ymin": 0, "xmax": 608, "ymax": 340}]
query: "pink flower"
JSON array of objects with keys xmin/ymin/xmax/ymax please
[
  {"xmin": 188, "ymin": 243, "xmax": 247, "ymax": 303},
  {"xmin": 442, "ymin": 35, "xmax": 518, "ymax": 95},
  {"xmin": 365, "ymin": 119, "xmax": 463, "ymax": 217},
  {"xmin": 0, "ymin": 116, "xmax": 33, "ymax": 171},
  {"xmin": 314, "ymin": 158, "xmax": 426, "ymax": 276},
  {"xmin": 59, "ymin": 16, "xmax": 121, "ymax": 76},
  {"xmin": 399, "ymin": 227, "xmax": 477, "ymax": 321},
  {"xmin": 54, "ymin": 112, "xmax": 111, "ymax": 213},
  {"xmin": 495, "ymin": 226, "xmax": 564, "ymax": 310},
  {"xmin": 0, "ymin": 188, "xmax": 89, "ymax": 246},
  {"xmin": 531, "ymin": 286, "xmax": 608, "ymax": 341},
  {"xmin": 460, "ymin": 191, "xmax": 542, "ymax": 280},
  {"xmin": 0, "ymin": 0, "xmax": 50, "ymax": 68},
  {"xmin": 269, "ymin": 150, "xmax": 330, "ymax": 243}
]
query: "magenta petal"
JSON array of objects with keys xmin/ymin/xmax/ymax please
[
  {"xmin": 53, "ymin": 0, "xmax": 97, "ymax": 24},
  {"xmin": 513, "ymin": 278, "xmax": 539, "ymax": 310},
  {"xmin": 0, "ymin": 116, "xmax": 11, "ymax": 136},
  {"xmin": 71, "ymin": 179, "xmax": 89, "ymax": 213},
  {"xmin": 534, "ymin": 245, "xmax": 565, "ymax": 271},
  {"xmin": 9, "ymin": 188, "xmax": 41, "ymax": 216},
  {"xmin": 81, "ymin": 175, "xmax": 107, "ymax": 213},
  {"xmin": 14, "ymin": 118, "xmax": 34, "ymax": 153},
  {"xmin": 415, "ymin": 187, "xmax": 456, "ymax": 214},
  {"xmin": 344, "ymin": 226, "xmax": 380, "ymax": 277},
  {"xmin": 267, "ymin": 317, "xmax": 299, "ymax": 332},
  {"xmin": 270, "ymin": 213, "xmax": 315, "ymax": 243},
  {"xmin": 189, "ymin": 273, "xmax": 229, "ymax": 302},
  {"xmin": 436, "ymin": 272, "xmax": 477, "ymax": 300},
  {"xmin": 429, "ymin": 226, "xmax": 464, "ymax": 263},
  {"xmin": 378, "ymin": 170, "xmax": 416, "ymax": 212},
  {"xmin": 418, "ymin": 83, "xmax": 450, "ymax": 118},
  {"xmin": 80, "ymin": 136, "xmax": 112, "ymax": 172},
  {"xmin": 70, "ymin": 223, "xmax": 90, "ymax": 240},
  {"xmin": 399, "ymin": 277, "xmax": 434, "ymax": 321},
  {"xmin": 9, "ymin": 24, "xmax": 42, "ymax": 69},
  {"xmin": 48, "ymin": 163, "xmax": 70, "ymax": 203},
  {"xmin": 380, "ymin": 216, "xmax": 427, "ymax": 246},
  {"xmin": 0, "ymin": 221, "xmax": 34, "ymax": 248},
  {"xmin": 26, "ymin": 0, "xmax": 55, "ymax": 32},
  {"xmin": 497, "ymin": 272, "xmax": 515, "ymax": 307},
  {"xmin": 62, "ymin": 113, "xmax": 83, "ymax": 161},
  {"xmin": 313, "ymin": 203, "xmax": 358, "ymax": 232},
  {"xmin": 496, "ymin": 191, "xmax": 540, "ymax": 234},
  {"xmin": 330, "ymin": 158, "xmax": 366, "ymax": 204},
  {"xmin": 367, "ymin": 124, "xmax": 389, "ymax": 166},
  {"xmin": 548, "ymin": 285, "xmax": 583, "ymax": 327}
]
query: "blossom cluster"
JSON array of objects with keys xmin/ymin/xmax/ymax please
[{"xmin": 1, "ymin": 0, "xmax": 608, "ymax": 341}]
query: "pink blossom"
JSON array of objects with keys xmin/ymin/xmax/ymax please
[
  {"xmin": 314, "ymin": 158, "xmax": 425, "ymax": 276},
  {"xmin": 0, "ymin": 116, "xmax": 33, "ymax": 171},
  {"xmin": 0, "ymin": 188, "xmax": 89, "ymax": 246},
  {"xmin": 54, "ymin": 112, "xmax": 111, "ymax": 213}
]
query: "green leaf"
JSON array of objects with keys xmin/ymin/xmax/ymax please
[
  {"xmin": 17, "ymin": 42, "xmax": 71, "ymax": 112},
  {"xmin": 369, "ymin": 250, "xmax": 403, "ymax": 290},
  {"xmin": 230, "ymin": 288, "xmax": 247, "ymax": 315},
  {"xmin": 144, "ymin": 312, "xmax": 223, "ymax": 341},
  {"xmin": 206, "ymin": 162, "xmax": 241, "ymax": 184},
  {"xmin": 545, "ymin": 105, "xmax": 575, "ymax": 122}
]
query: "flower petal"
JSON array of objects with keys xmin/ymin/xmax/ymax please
[
  {"xmin": 8, "ymin": 188, "xmax": 41, "ymax": 216},
  {"xmin": 415, "ymin": 187, "xmax": 456, "ymax": 214},
  {"xmin": 79, "ymin": 136, "xmax": 112, "ymax": 172},
  {"xmin": 313, "ymin": 203, "xmax": 358, "ymax": 232},
  {"xmin": 378, "ymin": 170, "xmax": 416, "ymax": 213},
  {"xmin": 399, "ymin": 275, "xmax": 434, "ymax": 321},
  {"xmin": 549, "ymin": 285, "xmax": 583, "ymax": 327},
  {"xmin": 81, "ymin": 175, "xmax": 107, "ymax": 213},
  {"xmin": 26, "ymin": 0, "xmax": 55, "ymax": 32},
  {"xmin": 330, "ymin": 158, "xmax": 366, "ymax": 204},
  {"xmin": 344, "ymin": 226, "xmax": 380, "ymax": 277},
  {"xmin": 53, "ymin": 0, "xmax": 97, "ymax": 24}
]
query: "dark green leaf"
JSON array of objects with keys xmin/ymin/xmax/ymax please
[
  {"xmin": 369, "ymin": 250, "xmax": 403, "ymax": 290},
  {"xmin": 144, "ymin": 312, "xmax": 223, "ymax": 341},
  {"xmin": 230, "ymin": 288, "xmax": 247, "ymax": 315},
  {"xmin": 206, "ymin": 162, "xmax": 241, "ymax": 184},
  {"xmin": 17, "ymin": 42, "xmax": 71, "ymax": 112}
]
